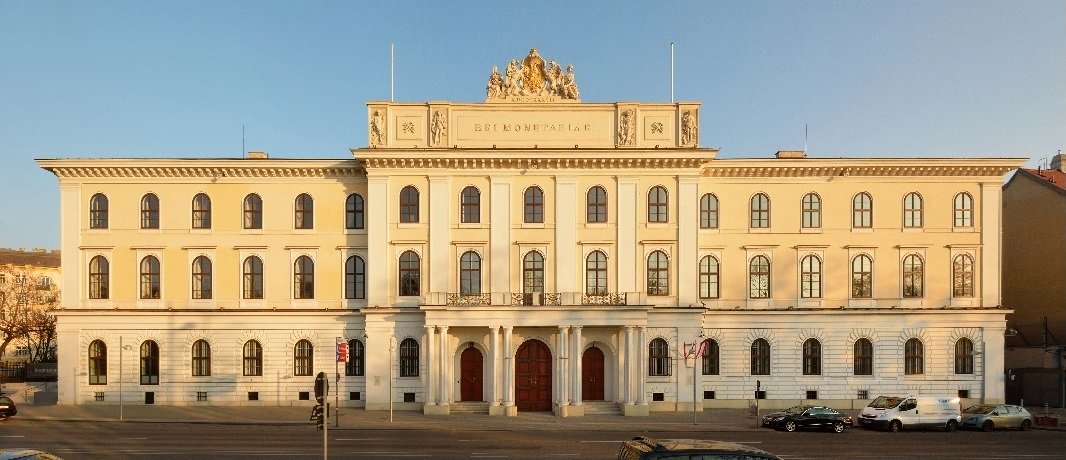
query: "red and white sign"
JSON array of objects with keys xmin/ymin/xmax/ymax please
[{"xmin": 336, "ymin": 342, "xmax": 348, "ymax": 363}]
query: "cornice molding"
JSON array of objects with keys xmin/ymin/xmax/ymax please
[
  {"xmin": 36, "ymin": 159, "xmax": 365, "ymax": 179},
  {"xmin": 361, "ymin": 157, "xmax": 707, "ymax": 170}
]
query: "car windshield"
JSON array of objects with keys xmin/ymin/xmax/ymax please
[
  {"xmin": 784, "ymin": 406, "xmax": 808, "ymax": 414},
  {"xmin": 0, "ymin": 396, "xmax": 13, "ymax": 405},
  {"xmin": 868, "ymin": 396, "xmax": 904, "ymax": 409},
  {"xmin": 963, "ymin": 405, "xmax": 996, "ymax": 415}
]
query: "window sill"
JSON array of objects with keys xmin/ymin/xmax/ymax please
[
  {"xmin": 521, "ymin": 223, "xmax": 546, "ymax": 229},
  {"xmin": 584, "ymin": 223, "xmax": 609, "ymax": 229},
  {"xmin": 951, "ymin": 226, "xmax": 976, "ymax": 233},
  {"xmin": 851, "ymin": 227, "xmax": 874, "ymax": 233},
  {"xmin": 902, "ymin": 227, "xmax": 923, "ymax": 233},
  {"xmin": 344, "ymin": 228, "xmax": 368, "ymax": 234},
  {"xmin": 799, "ymin": 227, "xmax": 822, "ymax": 233},
  {"xmin": 749, "ymin": 227, "xmax": 771, "ymax": 233}
]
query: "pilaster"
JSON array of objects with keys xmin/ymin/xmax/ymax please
[
  {"xmin": 367, "ymin": 176, "xmax": 390, "ymax": 306},
  {"xmin": 555, "ymin": 176, "xmax": 577, "ymax": 293},
  {"xmin": 429, "ymin": 176, "xmax": 450, "ymax": 295},
  {"xmin": 677, "ymin": 176, "xmax": 699, "ymax": 306},
  {"xmin": 980, "ymin": 183, "xmax": 1002, "ymax": 307},
  {"xmin": 490, "ymin": 177, "xmax": 511, "ymax": 295},
  {"xmin": 617, "ymin": 177, "xmax": 638, "ymax": 292}
]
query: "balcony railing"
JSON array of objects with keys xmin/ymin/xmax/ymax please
[
  {"xmin": 438, "ymin": 292, "xmax": 629, "ymax": 306},
  {"xmin": 446, "ymin": 293, "xmax": 492, "ymax": 306},
  {"xmin": 509, "ymin": 293, "xmax": 563, "ymax": 306},
  {"xmin": 581, "ymin": 293, "xmax": 627, "ymax": 306}
]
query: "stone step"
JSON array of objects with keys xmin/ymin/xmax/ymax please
[
  {"xmin": 582, "ymin": 401, "xmax": 622, "ymax": 415},
  {"xmin": 449, "ymin": 402, "xmax": 490, "ymax": 414}
]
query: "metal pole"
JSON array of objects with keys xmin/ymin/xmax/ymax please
[
  {"xmin": 670, "ymin": 42, "xmax": 674, "ymax": 103},
  {"xmin": 119, "ymin": 336, "xmax": 123, "ymax": 421},
  {"xmin": 390, "ymin": 339, "xmax": 395, "ymax": 423},
  {"xmin": 693, "ymin": 357, "xmax": 698, "ymax": 425},
  {"xmin": 324, "ymin": 398, "xmax": 328, "ymax": 459},
  {"xmin": 335, "ymin": 337, "xmax": 340, "ymax": 428}
]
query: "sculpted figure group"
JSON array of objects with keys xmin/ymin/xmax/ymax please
[{"xmin": 486, "ymin": 48, "xmax": 579, "ymax": 101}]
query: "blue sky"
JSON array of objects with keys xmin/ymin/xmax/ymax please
[{"xmin": 2, "ymin": 1, "xmax": 1063, "ymax": 250}]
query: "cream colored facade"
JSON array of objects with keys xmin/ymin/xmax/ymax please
[{"xmin": 38, "ymin": 51, "xmax": 1025, "ymax": 415}]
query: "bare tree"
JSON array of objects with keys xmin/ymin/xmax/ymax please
[{"xmin": 0, "ymin": 267, "xmax": 60, "ymax": 362}]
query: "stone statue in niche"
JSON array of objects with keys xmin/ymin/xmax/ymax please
[
  {"xmin": 486, "ymin": 66, "xmax": 505, "ymax": 100},
  {"xmin": 618, "ymin": 109, "xmax": 635, "ymax": 146},
  {"xmin": 681, "ymin": 110, "xmax": 697, "ymax": 146},
  {"xmin": 431, "ymin": 110, "xmax": 447, "ymax": 146},
  {"xmin": 370, "ymin": 110, "xmax": 386, "ymax": 146}
]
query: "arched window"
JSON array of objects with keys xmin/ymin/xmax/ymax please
[
  {"xmin": 854, "ymin": 338, "xmax": 873, "ymax": 375},
  {"xmin": 802, "ymin": 338, "xmax": 821, "ymax": 375},
  {"xmin": 398, "ymin": 251, "xmax": 420, "ymax": 296},
  {"xmin": 191, "ymin": 339, "xmax": 211, "ymax": 377},
  {"xmin": 905, "ymin": 338, "xmax": 924, "ymax": 375},
  {"xmin": 460, "ymin": 186, "xmax": 480, "ymax": 223},
  {"xmin": 646, "ymin": 250, "xmax": 669, "ymax": 296},
  {"xmin": 139, "ymin": 255, "xmax": 160, "ymax": 300},
  {"xmin": 345, "ymin": 339, "xmax": 365, "ymax": 377},
  {"xmin": 698, "ymin": 255, "xmax": 720, "ymax": 299},
  {"xmin": 648, "ymin": 186, "xmax": 669, "ymax": 223},
  {"xmin": 524, "ymin": 186, "xmax": 544, "ymax": 223},
  {"xmin": 140, "ymin": 340, "xmax": 160, "ymax": 385},
  {"xmin": 345, "ymin": 193, "xmax": 364, "ymax": 230},
  {"xmin": 955, "ymin": 338, "xmax": 974, "ymax": 374},
  {"xmin": 953, "ymin": 254, "xmax": 975, "ymax": 298},
  {"xmin": 89, "ymin": 193, "xmax": 108, "ymax": 229},
  {"xmin": 751, "ymin": 338, "xmax": 770, "ymax": 375},
  {"xmin": 294, "ymin": 193, "xmax": 314, "ymax": 229},
  {"xmin": 293, "ymin": 256, "xmax": 314, "ymax": 299},
  {"xmin": 954, "ymin": 192, "xmax": 974, "ymax": 228},
  {"xmin": 88, "ymin": 340, "xmax": 107, "ymax": 385},
  {"xmin": 903, "ymin": 192, "xmax": 923, "ymax": 228},
  {"xmin": 801, "ymin": 193, "xmax": 821, "ymax": 228},
  {"xmin": 750, "ymin": 193, "xmax": 770, "ymax": 228},
  {"xmin": 800, "ymin": 255, "xmax": 822, "ymax": 298},
  {"xmin": 192, "ymin": 256, "xmax": 212, "ymax": 300},
  {"xmin": 853, "ymin": 192, "xmax": 873, "ymax": 228},
  {"xmin": 191, "ymin": 193, "xmax": 211, "ymax": 229},
  {"xmin": 700, "ymin": 193, "xmax": 718, "ymax": 229},
  {"xmin": 243, "ymin": 193, "xmax": 263, "ymax": 229},
  {"xmin": 399, "ymin": 186, "xmax": 419, "ymax": 223},
  {"xmin": 586, "ymin": 186, "xmax": 607, "ymax": 223},
  {"xmin": 242, "ymin": 340, "xmax": 262, "ymax": 376},
  {"xmin": 902, "ymin": 254, "xmax": 924, "ymax": 298},
  {"xmin": 585, "ymin": 251, "xmax": 608, "ymax": 295},
  {"xmin": 345, "ymin": 255, "xmax": 366, "ymax": 300},
  {"xmin": 649, "ymin": 338, "xmax": 670, "ymax": 376},
  {"xmin": 88, "ymin": 255, "xmax": 109, "ymax": 299},
  {"xmin": 294, "ymin": 339, "xmax": 313, "ymax": 376},
  {"xmin": 399, "ymin": 338, "xmax": 419, "ymax": 377},
  {"xmin": 749, "ymin": 255, "xmax": 770, "ymax": 299},
  {"xmin": 140, "ymin": 193, "xmax": 159, "ymax": 229},
  {"xmin": 852, "ymin": 255, "xmax": 873, "ymax": 298},
  {"xmin": 523, "ymin": 251, "xmax": 544, "ymax": 295},
  {"xmin": 701, "ymin": 339, "xmax": 720, "ymax": 376},
  {"xmin": 460, "ymin": 251, "xmax": 482, "ymax": 295},
  {"xmin": 243, "ymin": 256, "xmax": 264, "ymax": 299}
]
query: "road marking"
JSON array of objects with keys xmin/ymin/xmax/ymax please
[
  {"xmin": 336, "ymin": 438, "xmax": 381, "ymax": 441},
  {"xmin": 120, "ymin": 437, "xmax": 149, "ymax": 440},
  {"xmin": 0, "ymin": 436, "xmax": 25, "ymax": 438}
]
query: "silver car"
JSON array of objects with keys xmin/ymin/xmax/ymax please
[{"xmin": 961, "ymin": 404, "xmax": 1033, "ymax": 431}]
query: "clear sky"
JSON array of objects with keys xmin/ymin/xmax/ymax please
[{"xmin": 1, "ymin": 1, "xmax": 1063, "ymax": 250}]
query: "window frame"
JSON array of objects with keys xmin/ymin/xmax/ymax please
[
  {"xmin": 460, "ymin": 186, "xmax": 480, "ymax": 224},
  {"xmin": 345, "ymin": 339, "xmax": 365, "ymax": 376},
  {"xmin": 585, "ymin": 250, "xmax": 608, "ymax": 295},
  {"xmin": 398, "ymin": 251, "xmax": 420, "ymax": 296},
  {"xmin": 139, "ymin": 255, "xmax": 161, "ymax": 300},
  {"xmin": 88, "ymin": 340, "xmax": 107, "ymax": 385},
  {"xmin": 345, "ymin": 193, "xmax": 365, "ymax": 230},
  {"xmin": 293, "ymin": 255, "xmax": 315, "ymax": 300},
  {"xmin": 955, "ymin": 338, "xmax": 974, "ymax": 374},
  {"xmin": 243, "ymin": 256, "xmax": 264, "ymax": 299},
  {"xmin": 802, "ymin": 338, "xmax": 821, "ymax": 375},
  {"xmin": 699, "ymin": 193, "xmax": 718, "ymax": 229},
  {"xmin": 851, "ymin": 254, "xmax": 873, "ymax": 298},
  {"xmin": 701, "ymin": 339, "xmax": 719, "ymax": 376},
  {"xmin": 586, "ymin": 186, "xmax": 607, "ymax": 223},
  {"xmin": 459, "ymin": 251, "xmax": 482, "ymax": 295},
  {"xmin": 524, "ymin": 186, "xmax": 544, "ymax": 223},
  {"xmin": 750, "ymin": 338, "xmax": 771, "ymax": 375},
  {"xmin": 191, "ymin": 339, "xmax": 211, "ymax": 377},
  {"xmin": 749, "ymin": 193, "xmax": 770, "ymax": 228},
  {"xmin": 89, "ymin": 193, "xmax": 109, "ymax": 229},
  {"xmin": 902, "ymin": 254, "xmax": 924, "ymax": 298},
  {"xmin": 904, "ymin": 338, "xmax": 924, "ymax": 375},
  {"xmin": 522, "ymin": 251, "xmax": 544, "ymax": 294},
  {"xmin": 647, "ymin": 186, "xmax": 669, "ymax": 223},
  {"xmin": 853, "ymin": 338, "xmax": 873, "ymax": 376},
  {"xmin": 800, "ymin": 255, "xmax": 822, "ymax": 299},
  {"xmin": 953, "ymin": 254, "xmax": 975, "ymax": 298},
  {"xmin": 191, "ymin": 193, "xmax": 212, "ymax": 229},
  {"xmin": 345, "ymin": 255, "xmax": 366, "ymax": 300},
  {"xmin": 191, "ymin": 255, "xmax": 213, "ymax": 300},
  {"xmin": 294, "ymin": 339, "xmax": 313, "ymax": 376},
  {"xmin": 140, "ymin": 193, "xmax": 159, "ymax": 229},
  {"xmin": 294, "ymin": 193, "xmax": 314, "ymax": 229},
  {"xmin": 646, "ymin": 250, "xmax": 669, "ymax": 296},
  {"xmin": 698, "ymin": 255, "xmax": 720, "ymax": 299},
  {"xmin": 399, "ymin": 186, "xmax": 419, "ymax": 223},
  {"xmin": 749, "ymin": 255, "xmax": 770, "ymax": 299},
  {"xmin": 801, "ymin": 193, "xmax": 821, "ymax": 229},
  {"xmin": 954, "ymin": 192, "xmax": 974, "ymax": 228},
  {"xmin": 648, "ymin": 338, "xmax": 671, "ymax": 376},
  {"xmin": 243, "ymin": 340, "xmax": 263, "ymax": 376},
  {"xmin": 399, "ymin": 338, "xmax": 419, "ymax": 377},
  {"xmin": 243, "ymin": 193, "xmax": 263, "ymax": 230},
  {"xmin": 853, "ymin": 192, "xmax": 873, "ymax": 228},
  {"xmin": 89, "ymin": 255, "xmax": 109, "ymax": 300},
  {"xmin": 140, "ymin": 340, "xmax": 160, "ymax": 385}
]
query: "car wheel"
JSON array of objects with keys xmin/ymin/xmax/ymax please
[
  {"xmin": 1021, "ymin": 419, "xmax": 1031, "ymax": 431},
  {"xmin": 889, "ymin": 420, "xmax": 902, "ymax": 432},
  {"xmin": 982, "ymin": 421, "xmax": 994, "ymax": 432},
  {"xmin": 946, "ymin": 420, "xmax": 958, "ymax": 432},
  {"xmin": 784, "ymin": 420, "xmax": 798, "ymax": 432},
  {"xmin": 833, "ymin": 422, "xmax": 845, "ymax": 433}
]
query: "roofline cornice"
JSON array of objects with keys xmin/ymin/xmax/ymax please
[
  {"xmin": 36, "ymin": 158, "xmax": 366, "ymax": 179},
  {"xmin": 703, "ymin": 158, "xmax": 1025, "ymax": 178}
]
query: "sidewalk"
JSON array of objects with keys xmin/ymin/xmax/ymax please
[{"xmin": 11, "ymin": 403, "xmax": 1064, "ymax": 432}]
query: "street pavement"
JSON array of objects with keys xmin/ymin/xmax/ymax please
[{"xmin": 11, "ymin": 403, "xmax": 1064, "ymax": 432}]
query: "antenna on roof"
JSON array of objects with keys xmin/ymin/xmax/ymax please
[
  {"xmin": 242, "ymin": 124, "xmax": 245, "ymax": 156},
  {"xmin": 670, "ymin": 42, "xmax": 675, "ymax": 103},
  {"xmin": 804, "ymin": 123, "xmax": 808, "ymax": 154},
  {"xmin": 390, "ymin": 43, "xmax": 395, "ymax": 102}
]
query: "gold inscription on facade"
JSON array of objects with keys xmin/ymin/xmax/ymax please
[{"xmin": 472, "ymin": 123, "xmax": 593, "ymax": 133}]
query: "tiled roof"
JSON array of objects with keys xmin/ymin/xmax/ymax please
[
  {"xmin": 1018, "ymin": 168, "xmax": 1066, "ymax": 192},
  {"xmin": 0, "ymin": 248, "xmax": 61, "ymax": 268}
]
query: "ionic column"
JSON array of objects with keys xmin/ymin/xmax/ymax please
[
  {"xmin": 637, "ymin": 326, "xmax": 647, "ymax": 406},
  {"xmin": 425, "ymin": 326, "xmax": 436, "ymax": 405},
  {"xmin": 438, "ymin": 325, "xmax": 449, "ymax": 405},
  {"xmin": 490, "ymin": 326, "xmax": 501, "ymax": 406},
  {"xmin": 557, "ymin": 326, "xmax": 569, "ymax": 406},
  {"xmin": 624, "ymin": 326, "xmax": 634, "ymax": 405},
  {"xmin": 503, "ymin": 327, "xmax": 514, "ymax": 407},
  {"xmin": 571, "ymin": 326, "xmax": 583, "ymax": 406}
]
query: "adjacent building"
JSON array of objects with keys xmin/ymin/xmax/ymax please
[
  {"xmin": 39, "ymin": 50, "xmax": 1024, "ymax": 415},
  {"xmin": 0, "ymin": 247, "xmax": 60, "ymax": 362}
]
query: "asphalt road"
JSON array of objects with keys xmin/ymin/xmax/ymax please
[{"xmin": 2, "ymin": 421, "xmax": 1064, "ymax": 459}]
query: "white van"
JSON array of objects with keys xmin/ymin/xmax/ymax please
[{"xmin": 857, "ymin": 395, "xmax": 961, "ymax": 432}]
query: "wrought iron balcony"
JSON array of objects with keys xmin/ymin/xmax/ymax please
[{"xmin": 509, "ymin": 292, "xmax": 563, "ymax": 306}]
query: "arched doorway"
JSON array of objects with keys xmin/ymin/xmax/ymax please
[
  {"xmin": 515, "ymin": 339, "xmax": 552, "ymax": 411},
  {"xmin": 460, "ymin": 346, "xmax": 484, "ymax": 402},
  {"xmin": 582, "ymin": 346, "xmax": 605, "ymax": 401}
]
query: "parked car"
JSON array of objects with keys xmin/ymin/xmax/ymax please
[
  {"xmin": 858, "ymin": 395, "xmax": 961, "ymax": 432},
  {"xmin": 0, "ymin": 450, "xmax": 64, "ymax": 460},
  {"xmin": 0, "ymin": 396, "xmax": 16, "ymax": 420},
  {"xmin": 961, "ymin": 404, "xmax": 1033, "ymax": 431},
  {"xmin": 618, "ymin": 436, "xmax": 781, "ymax": 460},
  {"xmin": 761, "ymin": 405, "xmax": 852, "ymax": 433}
]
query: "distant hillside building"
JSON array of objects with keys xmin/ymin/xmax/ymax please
[
  {"xmin": 1002, "ymin": 154, "xmax": 1066, "ymax": 407},
  {"xmin": 38, "ymin": 49, "xmax": 1023, "ymax": 414}
]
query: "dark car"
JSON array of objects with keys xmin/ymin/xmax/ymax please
[
  {"xmin": 618, "ymin": 436, "xmax": 781, "ymax": 460},
  {"xmin": 0, "ymin": 396, "xmax": 16, "ymax": 420},
  {"xmin": 762, "ymin": 405, "xmax": 852, "ymax": 433}
]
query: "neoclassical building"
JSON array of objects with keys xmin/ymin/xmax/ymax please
[{"xmin": 40, "ymin": 50, "xmax": 1023, "ymax": 415}]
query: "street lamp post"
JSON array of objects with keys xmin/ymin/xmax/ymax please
[
  {"xmin": 692, "ymin": 331, "xmax": 705, "ymax": 425},
  {"xmin": 119, "ymin": 338, "xmax": 132, "ymax": 421}
]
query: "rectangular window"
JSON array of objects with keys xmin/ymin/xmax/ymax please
[
  {"xmin": 94, "ymin": 392, "xmax": 105, "ymax": 401},
  {"xmin": 806, "ymin": 390, "xmax": 818, "ymax": 400},
  {"xmin": 299, "ymin": 391, "xmax": 310, "ymax": 401},
  {"xmin": 196, "ymin": 391, "xmax": 207, "ymax": 401},
  {"xmin": 958, "ymin": 389, "xmax": 970, "ymax": 399},
  {"xmin": 703, "ymin": 390, "xmax": 715, "ymax": 400},
  {"xmin": 857, "ymin": 390, "xmax": 869, "ymax": 400},
  {"xmin": 652, "ymin": 393, "xmax": 665, "ymax": 402},
  {"xmin": 350, "ymin": 391, "xmax": 361, "ymax": 401},
  {"xmin": 756, "ymin": 390, "xmax": 766, "ymax": 399},
  {"xmin": 248, "ymin": 392, "xmax": 259, "ymax": 401},
  {"xmin": 403, "ymin": 392, "xmax": 416, "ymax": 403}
]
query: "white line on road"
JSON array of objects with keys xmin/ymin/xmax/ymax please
[
  {"xmin": 336, "ymin": 438, "xmax": 382, "ymax": 441},
  {"xmin": 579, "ymin": 440, "xmax": 620, "ymax": 443},
  {"xmin": 0, "ymin": 436, "xmax": 25, "ymax": 438},
  {"xmin": 120, "ymin": 437, "xmax": 149, "ymax": 440}
]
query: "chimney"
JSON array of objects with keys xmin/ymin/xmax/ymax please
[
  {"xmin": 775, "ymin": 150, "xmax": 807, "ymax": 159},
  {"xmin": 1050, "ymin": 152, "xmax": 1066, "ymax": 173},
  {"xmin": 246, "ymin": 151, "xmax": 269, "ymax": 159}
]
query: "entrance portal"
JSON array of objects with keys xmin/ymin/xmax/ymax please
[
  {"xmin": 460, "ymin": 346, "xmax": 484, "ymax": 402},
  {"xmin": 515, "ymin": 339, "xmax": 552, "ymax": 411},
  {"xmin": 582, "ymin": 346, "xmax": 605, "ymax": 401}
]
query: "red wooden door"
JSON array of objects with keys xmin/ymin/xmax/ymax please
[
  {"xmin": 515, "ymin": 339, "xmax": 552, "ymax": 411},
  {"xmin": 460, "ymin": 347, "xmax": 484, "ymax": 402},
  {"xmin": 582, "ymin": 346, "xmax": 605, "ymax": 401}
]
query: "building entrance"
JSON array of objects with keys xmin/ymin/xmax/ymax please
[
  {"xmin": 460, "ymin": 346, "xmax": 484, "ymax": 402},
  {"xmin": 582, "ymin": 346, "xmax": 605, "ymax": 401},
  {"xmin": 515, "ymin": 339, "xmax": 552, "ymax": 411}
]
